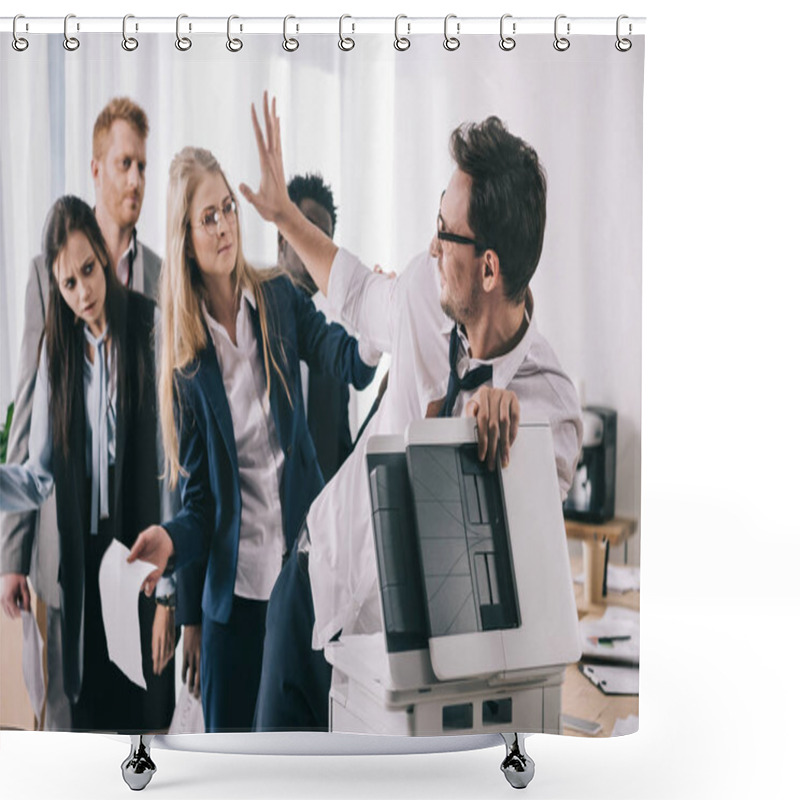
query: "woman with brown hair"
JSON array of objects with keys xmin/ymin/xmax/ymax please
[{"xmin": 0, "ymin": 195, "xmax": 173, "ymax": 732}]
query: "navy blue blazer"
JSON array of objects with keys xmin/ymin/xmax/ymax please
[{"xmin": 164, "ymin": 275, "xmax": 376, "ymax": 626}]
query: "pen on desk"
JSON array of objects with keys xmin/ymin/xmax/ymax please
[{"xmin": 588, "ymin": 635, "xmax": 632, "ymax": 645}]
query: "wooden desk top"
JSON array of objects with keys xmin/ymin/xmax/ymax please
[
  {"xmin": 565, "ymin": 516, "xmax": 638, "ymax": 546},
  {"xmin": 561, "ymin": 556, "xmax": 639, "ymax": 738}
]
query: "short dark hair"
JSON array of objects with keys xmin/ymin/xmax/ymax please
[
  {"xmin": 450, "ymin": 116, "xmax": 547, "ymax": 304},
  {"xmin": 287, "ymin": 173, "xmax": 337, "ymax": 236}
]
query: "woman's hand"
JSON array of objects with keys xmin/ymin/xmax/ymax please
[
  {"xmin": 182, "ymin": 624, "xmax": 202, "ymax": 699},
  {"xmin": 152, "ymin": 604, "xmax": 176, "ymax": 676},
  {"xmin": 127, "ymin": 525, "xmax": 175, "ymax": 596},
  {"xmin": 239, "ymin": 91, "xmax": 292, "ymax": 225}
]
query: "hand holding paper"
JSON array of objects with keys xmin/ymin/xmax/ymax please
[
  {"xmin": 100, "ymin": 539, "xmax": 159, "ymax": 689},
  {"xmin": 127, "ymin": 524, "xmax": 174, "ymax": 596}
]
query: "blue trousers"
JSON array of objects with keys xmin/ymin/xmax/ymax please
[
  {"xmin": 201, "ymin": 595, "xmax": 268, "ymax": 732},
  {"xmin": 253, "ymin": 542, "xmax": 332, "ymax": 731}
]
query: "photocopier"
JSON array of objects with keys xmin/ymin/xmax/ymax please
[{"xmin": 326, "ymin": 419, "xmax": 581, "ymax": 736}]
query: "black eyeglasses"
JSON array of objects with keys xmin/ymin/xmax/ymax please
[{"xmin": 436, "ymin": 191, "xmax": 488, "ymax": 251}]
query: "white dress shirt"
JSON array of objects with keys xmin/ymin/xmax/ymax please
[
  {"xmin": 305, "ymin": 248, "xmax": 583, "ymax": 649},
  {"xmin": 115, "ymin": 231, "xmax": 137, "ymax": 292},
  {"xmin": 201, "ymin": 289, "xmax": 285, "ymax": 601}
]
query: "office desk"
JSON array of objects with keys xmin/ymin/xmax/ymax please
[
  {"xmin": 565, "ymin": 517, "xmax": 637, "ymax": 604},
  {"xmin": 561, "ymin": 556, "xmax": 639, "ymax": 738}
]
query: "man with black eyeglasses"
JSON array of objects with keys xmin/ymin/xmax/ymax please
[{"xmin": 242, "ymin": 93, "xmax": 583, "ymax": 732}]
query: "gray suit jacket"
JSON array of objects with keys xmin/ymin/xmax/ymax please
[{"xmin": 0, "ymin": 239, "xmax": 160, "ymax": 607}]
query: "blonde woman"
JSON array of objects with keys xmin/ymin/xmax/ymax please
[{"xmin": 128, "ymin": 147, "xmax": 377, "ymax": 732}]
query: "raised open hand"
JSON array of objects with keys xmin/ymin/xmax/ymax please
[{"xmin": 239, "ymin": 91, "xmax": 292, "ymax": 224}]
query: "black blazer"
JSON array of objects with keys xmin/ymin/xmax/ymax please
[{"xmin": 51, "ymin": 291, "xmax": 161, "ymax": 704}]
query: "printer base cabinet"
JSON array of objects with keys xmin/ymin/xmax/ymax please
[{"xmin": 329, "ymin": 668, "xmax": 564, "ymax": 737}]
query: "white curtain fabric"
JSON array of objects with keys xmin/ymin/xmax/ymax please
[{"xmin": 0, "ymin": 32, "xmax": 643, "ymax": 548}]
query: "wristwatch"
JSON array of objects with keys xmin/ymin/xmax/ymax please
[{"xmin": 155, "ymin": 593, "xmax": 176, "ymax": 609}]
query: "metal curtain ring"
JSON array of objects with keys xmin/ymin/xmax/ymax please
[
  {"xmin": 175, "ymin": 14, "xmax": 192, "ymax": 51},
  {"xmin": 338, "ymin": 15, "xmax": 355, "ymax": 51},
  {"xmin": 394, "ymin": 14, "xmax": 410, "ymax": 51},
  {"xmin": 443, "ymin": 14, "xmax": 460, "ymax": 51},
  {"xmin": 283, "ymin": 15, "xmax": 299, "ymax": 51},
  {"xmin": 122, "ymin": 14, "xmax": 138, "ymax": 51},
  {"xmin": 499, "ymin": 14, "xmax": 516, "ymax": 51},
  {"xmin": 12, "ymin": 14, "xmax": 29, "ymax": 52},
  {"xmin": 615, "ymin": 14, "xmax": 632, "ymax": 52},
  {"xmin": 63, "ymin": 14, "xmax": 80, "ymax": 51},
  {"xmin": 553, "ymin": 14, "xmax": 570, "ymax": 51},
  {"xmin": 226, "ymin": 15, "xmax": 243, "ymax": 52}
]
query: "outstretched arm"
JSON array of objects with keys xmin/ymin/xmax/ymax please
[
  {"xmin": 1, "ymin": 256, "xmax": 48, "ymax": 578},
  {"xmin": 0, "ymin": 350, "xmax": 55, "ymax": 515},
  {"xmin": 239, "ymin": 92, "xmax": 338, "ymax": 295}
]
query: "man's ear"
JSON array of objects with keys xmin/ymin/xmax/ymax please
[
  {"xmin": 481, "ymin": 249, "xmax": 501, "ymax": 293},
  {"xmin": 91, "ymin": 158, "xmax": 100, "ymax": 183}
]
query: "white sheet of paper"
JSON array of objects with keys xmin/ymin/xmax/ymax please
[
  {"xmin": 168, "ymin": 683, "xmax": 205, "ymax": 734},
  {"xmin": 21, "ymin": 609, "xmax": 45, "ymax": 725},
  {"xmin": 580, "ymin": 662, "xmax": 640, "ymax": 695},
  {"xmin": 580, "ymin": 606, "xmax": 640, "ymax": 664},
  {"xmin": 98, "ymin": 539, "xmax": 156, "ymax": 690},
  {"xmin": 611, "ymin": 714, "xmax": 639, "ymax": 737}
]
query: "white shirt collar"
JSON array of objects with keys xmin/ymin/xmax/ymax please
[
  {"xmin": 438, "ymin": 290, "xmax": 535, "ymax": 390},
  {"xmin": 201, "ymin": 287, "xmax": 257, "ymax": 343}
]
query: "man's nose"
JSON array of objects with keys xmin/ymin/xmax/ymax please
[{"xmin": 128, "ymin": 164, "xmax": 142, "ymax": 189}]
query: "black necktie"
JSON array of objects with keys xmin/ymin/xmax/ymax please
[{"xmin": 438, "ymin": 325, "xmax": 493, "ymax": 418}]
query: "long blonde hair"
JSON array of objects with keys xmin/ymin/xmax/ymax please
[{"xmin": 159, "ymin": 146, "xmax": 289, "ymax": 489}]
